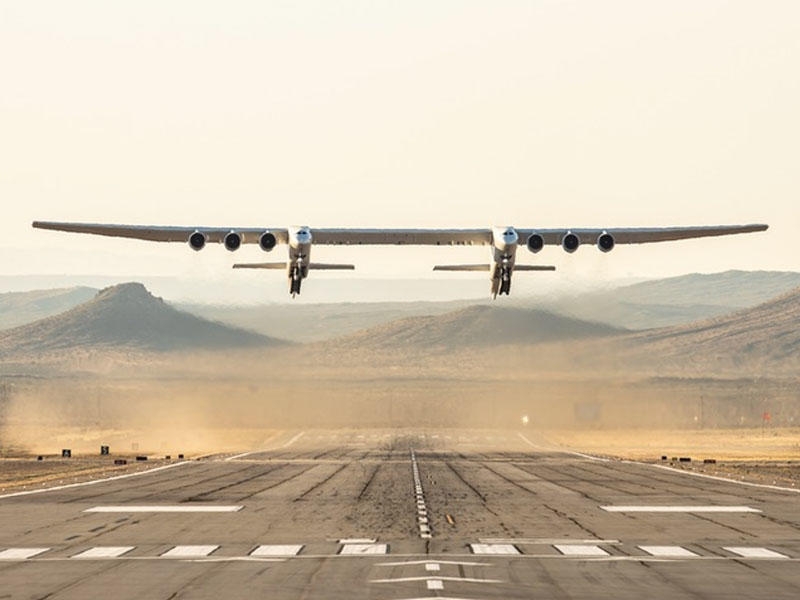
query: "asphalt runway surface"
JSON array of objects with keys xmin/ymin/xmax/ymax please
[{"xmin": 1, "ymin": 429, "xmax": 799, "ymax": 599}]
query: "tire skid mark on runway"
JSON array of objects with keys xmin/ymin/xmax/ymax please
[
  {"xmin": 185, "ymin": 464, "xmax": 291, "ymax": 502},
  {"xmin": 690, "ymin": 513, "xmax": 759, "ymax": 537},
  {"xmin": 60, "ymin": 463, "xmax": 244, "ymax": 503},
  {"xmin": 512, "ymin": 463, "xmax": 605, "ymax": 504},
  {"xmin": 478, "ymin": 462, "xmax": 540, "ymax": 497},
  {"xmin": 357, "ymin": 463, "xmax": 381, "ymax": 502},
  {"xmin": 565, "ymin": 463, "xmax": 665, "ymax": 496},
  {"xmin": 293, "ymin": 462, "xmax": 349, "ymax": 501},
  {"xmin": 541, "ymin": 503, "xmax": 603, "ymax": 539},
  {"xmin": 233, "ymin": 464, "xmax": 319, "ymax": 501}
]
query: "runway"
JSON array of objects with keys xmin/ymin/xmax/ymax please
[{"xmin": 1, "ymin": 429, "xmax": 799, "ymax": 599}]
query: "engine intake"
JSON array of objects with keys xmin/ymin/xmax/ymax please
[
  {"xmin": 597, "ymin": 232, "xmax": 615, "ymax": 252},
  {"xmin": 224, "ymin": 231, "xmax": 242, "ymax": 251},
  {"xmin": 527, "ymin": 233, "xmax": 544, "ymax": 253},
  {"xmin": 188, "ymin": 231, "xmax": 206, "ymax": 251},
  {"xmin": 562, "ymin": 232, "xmax": 580, "ymax": 253},
  {"xmin": 259, "ymin": 231, "xmax": 277, "ymax": 252}
]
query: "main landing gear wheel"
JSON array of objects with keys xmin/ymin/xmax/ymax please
[
  {"xmin": 499, "ymin": 268, "xmax": 511, "ymax": 295},
  {"xmin": 289, "ymin": 267, "xmax": 302, "ymax": 296}
]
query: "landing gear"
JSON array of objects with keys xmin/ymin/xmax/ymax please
[
  {"xmin": 498, "ymin": 267, "xmax": 511, "ymax": 295},
  {"xmin": 289, "ymin": 266, "xmax": 302, "ymax": 297}
]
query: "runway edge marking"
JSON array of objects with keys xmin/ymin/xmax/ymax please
[{"xmin": 0, "ymin": 461, "xmax": 193, "ymax": 500}]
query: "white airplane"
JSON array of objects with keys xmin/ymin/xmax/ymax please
[{"xmin": 32, "ymin": 221, "xmax": 768, "ymax": 298}]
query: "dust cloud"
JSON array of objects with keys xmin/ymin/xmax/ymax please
[{"xmin": 1, "ymin": 341, "xmax": 798, "ymax": 457}]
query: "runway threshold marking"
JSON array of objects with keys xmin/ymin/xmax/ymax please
[
  {"xmin": 470, "ymin": 543, "xmax": 520, "ymax": 555},
  {"xmin": 72, "ymin": 546, "xmax": 135, "ymax": 559},
  {"xmin": 601, "ymin": 505, "xmax": 761, "ymax": 513},
  {"xmin": 554, "ymin": 544, "xmax": 609, "ymax": 557},
  {"xmin": 639, "ymin": 546, "xmax": 698, "ymax": 558},
  {"xmin": 161, "ymin": 545, "xmax": 219, "ymax": 558},
  {"xmin": 340, "ymin": 543, "xmax": 388, "ymax": 555},
  {"xmin": 427, "ymin": 580, "xmax": 444, "ymax": 590},
  {"xmin": 250, "ymin": 545, "xmax": 304, "ymax": 557},
  {"xmin": 85, "ymin": 505, "xmax": 243, "ymax": 513},
  {"xmin": 0, "ymin": 548, "xmax": 50, "ymax": 560},
  {"xmin": 480, "ymin": 538, "xmax": 619, "ymax": 545},
  {"xmin": 724, "ymin": 547, "xmax": 789, "ymax": 559},
  {"xmin": 0, "ymin": 461, "xmax": 192, "ymax": 500}
]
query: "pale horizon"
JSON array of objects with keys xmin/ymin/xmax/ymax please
[{"xmin": 2, "ymin": 2, "xmax": 797, "ymax": 301}]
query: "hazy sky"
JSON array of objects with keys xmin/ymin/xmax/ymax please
[{"xmin": 1, "ymin": 1, "xmax": 798, "ymax": 301}]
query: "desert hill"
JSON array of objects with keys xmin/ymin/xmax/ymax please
[
  {"xmin": 0, "ymin": 287, "xmax": 97, "ymax": 330},
  {"xmin": 329, "ymin": 304, "xmax": 624, "ymax": 350},
  {"xmin": 547, "ymin": 270, "xmax": 800, "ymax": 330},
  {"xmin": 627, "ymin": 285, "xmax": 800, "ymax": 371},
  {"xmin": 0, "ymin": 283, "xmax": 283, "ymax": 356}
]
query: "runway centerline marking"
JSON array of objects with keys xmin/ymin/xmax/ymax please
[
  {"xmin": 0, "ymin": 548, "xmax": 50, "ymax": 560},
  {"xmin": 85, "ymin": 505, "xmax": 243, "ymax": 513},
  {"xmin": 72, "ymin": 546, "xmax": 135, "ymax": 559},
  {"xmin": 371, "ymin": 576, "xmax": 502, "ymax": 584},
  {"xmin": 601, "ymin": 505, "xmax": 761, "ymax": 513}
]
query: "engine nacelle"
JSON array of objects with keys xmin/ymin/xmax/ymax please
[
  {"xmin": 526, "ymin": 233, "xmax": 544, "ymax": 253},
  {"xmin": 224, "ymin": 231, "xmax": 242, "ymax": 251},
  {"xmin": 597, "ymin": 231, "xmax": 615, "ymax": 253},
  {"xmin": 188, "ymin": 230, "xmax": 207, "ymax": 251},
  {"xmin": 259, "ymin": 231, "xmax": 277, "ymax": 252},
  {"xmin": 562, "ymin": 231, "xmax": 580, "ymax": 253}
]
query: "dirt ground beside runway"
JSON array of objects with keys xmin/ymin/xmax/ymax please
[{"xmin": 544, "ymin": 427, "xmax": 800, "ymax": 489}]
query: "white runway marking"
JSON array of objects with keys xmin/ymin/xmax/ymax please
[
  {"xmin": 470, "ymin": 543, "xmax": 520, "ymax": 555},
  {"xmin": 639, "ymin": 545, "xmax": 698, "ymax": 558},
  {"xmin": 640, "ymin": 462, "xmax": 800, "ymax": 495},
  {"xmin": 371, "ymin": 576, "xmax": 502, "ymax": 584},
  {"xmin": 340, "ymin": 543, "xmax": 388, "ymax": 555},
  {"xmin": 161, "ymin": 545, "xmax": 219, "ymax": 558},
  {"xmin": 225, "ymin": 431, "xmax": 306, "ymax": 461},
  {"xmin": 517, "ymin": 433, "xmax": 609, "ymax": 462},
  {"xmin": 377, "ymin": 560, "xmax": 490, "ymax": 567},
  {"xmin": 338, "ymin": 538, "xmax": 377, "ymax": 544},
  {"xmin": 481, "ymin": 538, "xmax": 620, "ymax": 545},
  {"xmin": 425, "ymin": 562, "xmax": 440, "ymax": 571},
  {"xmin": 0, "ymin": 462, "xmax": 191, "ymax": 500},
  {"xmin": 602, "ymin": 505, "xmax": 761, "ymax": 513},
  {"xmin": 85, "ymin": 505, "xmax": 243, "ymax": 513},
  {"xmin": 724, "ymin": 546, "xmax": 789, "ymax": 559},
  {"xmin": 250, "ymin": 545, "xmax": 303, "ymax": 557},
  {"xmin": 0, "ymin": 548, "xmax": 50, "ymax": 560},
  {"xmin": 427, "ymin": 579, "xmax": 444, "ymax": 590},
  {"xmin": 554, "ymin": 544, "xmax": 609, "ymax": 557},
  {"xmin": 72, "ymin": 546, "xmax": 135, "ymax": 559}
]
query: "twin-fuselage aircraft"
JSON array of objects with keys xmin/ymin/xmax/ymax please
[{"xmin": 32, "ymin": 222, "xmax": 768, "ymax": 298}]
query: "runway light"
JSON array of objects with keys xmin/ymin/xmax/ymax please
[{"xmin": 521, "ymin": 415, "xmax": 529, "ymax": 426}]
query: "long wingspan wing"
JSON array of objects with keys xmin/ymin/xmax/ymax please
[
  {"xmin": 33, "ymin": 222, "xmax": 766, "ymax": 247},
  {"xmin": 515, "ymin": 224, "xmax": 768, "ymax": 246},
  {"xmin": 310, "ymin": 228, "xmax": 492, "ymax": 245},
  {"xmin": 32, "ymin": 222, "xmax": 289, "ymax": 244}
]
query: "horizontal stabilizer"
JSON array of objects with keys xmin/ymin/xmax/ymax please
[
  {"xmin": 514, "ymin": 265, "xmax": 556, "ymax": 271},
  {"xmin": 233, "ymin": 262, "xmax": 355, "ymax": 270},
  {"xmin": 307, "ymin": 263, "xmax": 355, "ymax": 270},
  {"xmin": 433, "ymin": 264, "xmax": 490, "ymax": 272},
  {"xmin": 233, "ymin": 262, "xmax": 286, "ymax": 269}
]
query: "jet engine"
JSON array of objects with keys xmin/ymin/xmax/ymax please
[
  {"xmin": 597, "ymin": 232, "xmax": 615, "ymax": 252},
  {"xmin": 224, "ymin": 231, "xmax": 242, "ymax": 251},
  {"xmin": 562, "ymin": 231, "xmax": 580, "ymax": 253},
  {"xmin": 526, "ymin": 233, "xmax": 544, "ymax": 253},
  {"xmin": 188, "ymin": 230, "xmax": 207, "ymax": 251},
  {"xmin": 259, "ymin": 231, "xmax": 277, "ymax": 252}
]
